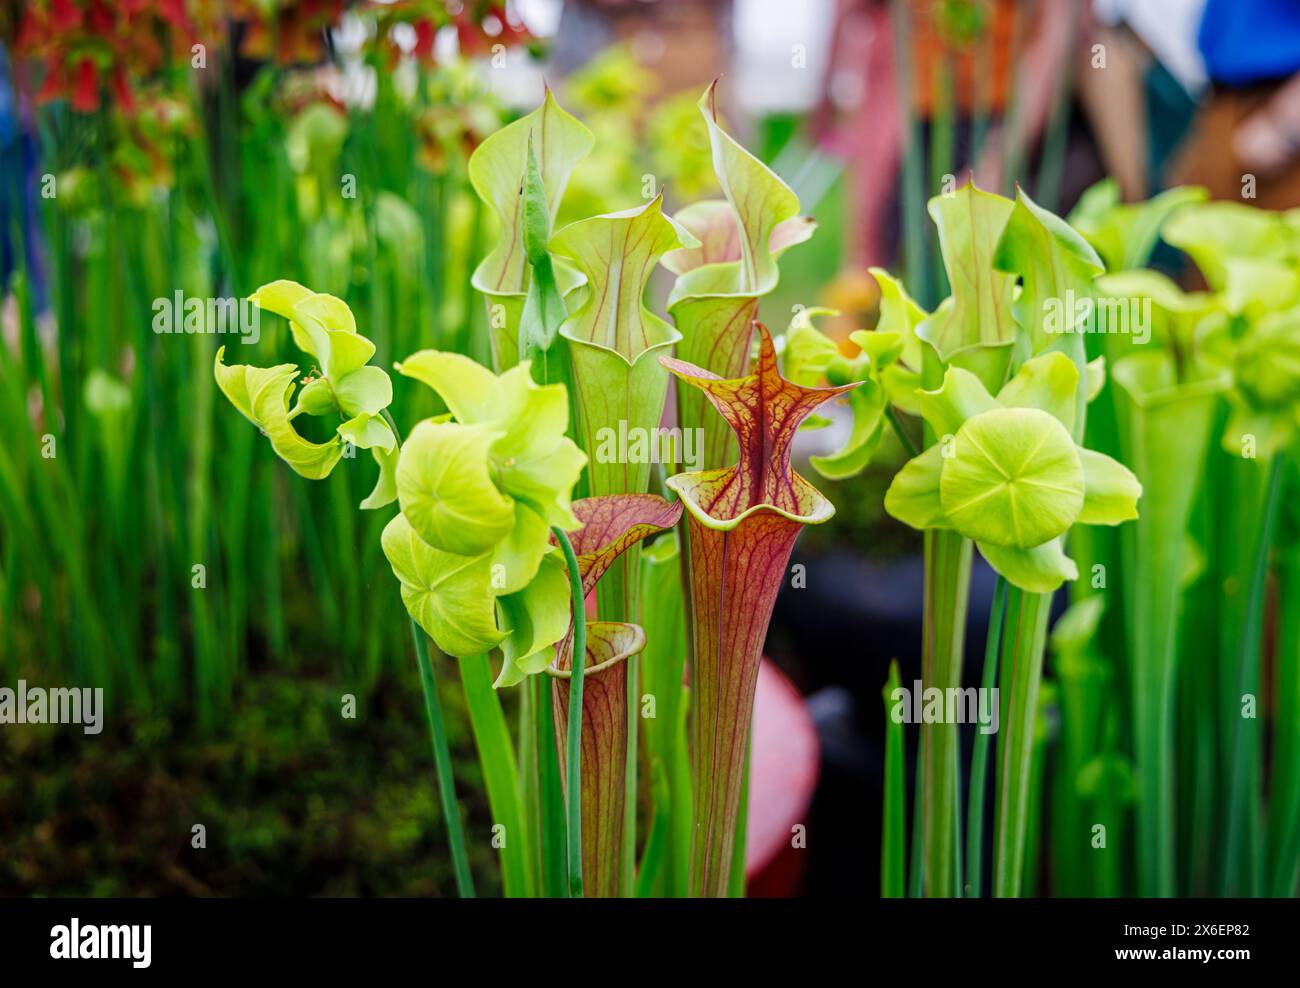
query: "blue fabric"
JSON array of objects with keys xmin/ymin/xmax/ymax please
[{"xmin": 1200, "ymin": 0, "xmax": 1300, "ymax": 85}]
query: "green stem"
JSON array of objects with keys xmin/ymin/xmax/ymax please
[
  {"xmin": 965, "ymin": 576, "xmax": 1007, "ymax": 896},
  {"xmin": 553, "ymin": 526, "xmax": 587, "ymax": 897},
  {"xmin": 1271, "ymin": 539, "xmax": 1300, "ymax": 896},
  {"xmin": 1222, "ymin": 453, "xmax": 1285, "ymax": 895},
  {"xmin": 887, "ymin": 405, "xmax": 921, "ymax": 458},
  {"xmin": 992, "ymin": 587, "xmax": 1052, "ymax": 897},
  {"xmin": 382, "ymin": 410, "xmax": 478, "ymax": 896},
  {"xmin": 921, "ymin": 528, "xmax": 973, "ymax": 896},
  {"xmin": 908, "ymin": 731, "xmax": 925, "ymax": 897},
  {"xmin": 727, "ymin": 739, "xmax": 752, "ymax": 897},
  {"xmin": 635, "ymin": 760, "xmax": 672, "ymax": 897},
  {"xmin": 459, "ymin": 652, "xmax": 533, "ymax": 896},
  {"xmin": 623, "ymin": 652, "xmax": 640, "ymax": 896},
  {"xmin": 410, "ymin": 623, "xmax": 475, "ymax": 898},
  {"xmin": 882, "ymin": 660, "xmax": 907, "ymax": 897},
  {"xmin": 533, "ymin": 671, "xmax": 570, "ymax": 896}
]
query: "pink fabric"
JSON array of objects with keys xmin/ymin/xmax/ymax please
[{"xmin": 745, "ymin": 659, "xmax": 820, "ymax": 878}]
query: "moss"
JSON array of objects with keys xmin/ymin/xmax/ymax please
[{"xmin": 0, "ymin": 665, "xmax": 500, "ymax": 897}]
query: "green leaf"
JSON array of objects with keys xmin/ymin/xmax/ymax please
[
  {"xmin": 871, "ymin": 266, "xmax": 929, "ymax": 337},
  {"xmin": 396, "ymin": 419, "xmax": 516, "ymax": 556},
  {"xmin": 291, "ymin": 377, "xmax": 336, "ymax": 418},
  {"xmin": 397, "ymin": 350, "xmax": 497, "ymax": 422},
  {"xmin": 469, "ymin": 89, "xmax": 594, "ymax": 369},
  {"xmin": 337, "ymin": 412, "xmax": 396, "ymax": 452},
  {"xmin": 521, "ymin": 134, "xmax": 552, "ymax": 266},
  {"xmin": 661, "ymin": 200, "xmax": 814, "ymax": 279},
  {"xmin": 551, "ymin": 194, "xmax": 692, "ymax": 360},
  {"xmin": 214, "ymin": 348, "xmax": 342, "ymax": 479},
  {"xmin": 869, "ymin": 267, "xmax": 927, "ymax": 413},
  {"xmin": 360, "ymin": 444, "xmax": 399, "ymax": 511},
  {"xmin": 1162, "ymin": 199, "xmax": 1292, "ymax": 290},
  {"xmin": 995, "ymin": 351, "xmax": 1080, "ymax": 433},
  {"xmin": 248, "ymin": 279, "xmax": 317, "ymax": 356},
  {"xmin": 1202, "ymin": 305, "xmax": 1300, "ymax": 458},
  {"xmin": 551, "ymin": 195, "xmax": 688, "ymax": 500},
  {"xmin": 994, "ymin": 188, "xmax": 1103, "ymax": 353},
  {"xmin": 883, "ymin": 444, "xmax": 948, "ymax": 530},
  {"xmin": 490, "ymin": 502, "xmax": 552, "ymax": 595},
  {"xmin": 494, "ymin": 553, "xmax": 572, "ymax": 688},
  {"xmin": 977, "ymin": 538, "xmax": 1078, "ymax": 593},
  {"xmin": 918, "ymin": 182, "xmax": 1018, "ymax": 364},
  {"xmin": 1086, "ymin": 355, "xmax": 1106, "ymax": 403},
  {"xmin": 469, "ymin": 89, "xmax": 593, "ymax": 297},
  {"xmin": 458, "ymin": 652, "xmax": 534, "ymax": 896},
  {"xmin": 1094, "ymin": 268, "xmax": 1215, "ymax": 361},
  {"xmin": 783, "ymin": 307, "xmax": 842, "ymax": 387},
  {"xmin": 666, "ymin": 83, "xmax": 803, "ymax": 302},
  {"xmin": 398, "ymin": 352, "xmax": 587, "ymax": 531},
  {"xmin": 916, "ymin": 365, "xmax": 999, "ymax": 437},
  {"xmin": 84, "ymin": 369, "xmax": 131, "ymax": 415},
  {"xmin": 1077, "ymin": 447, "xmax": 1142, "ymax": 525},
  {"xmin": 847, "ymin": 328, "xmax": 905, "ymax": 372},
  {"xmin": 1110, "ymin": 350, "xmax": 1230, "ymax": 895},
  {"xmin": 1049, "ymin": 594, "xmax": 1106, "ymax": 653},
  {"xmin": 939, "ymin": 407, "xmax": 1084, "ymax": 548},
  {"xmin": 333, "ymin": 365, "xmax": 394, "ymax": 417},
  {"xmin": 517, "ymin": 136, "xmax": 572, "ymax": 373},
  {"xmin": 381, "ymin": 513, "xmax": 505, "ymax": 657},
  {"xmin": 1221, "ymin": 256, "xmax": 1300, "ymax": 318},
  {"xmin": 810, "ymin": 381, "xmax": 888, "ymax": 480},
  {"xmin": 1068, "ymin": 179, "xmax": 1207, "ymax": 272}
]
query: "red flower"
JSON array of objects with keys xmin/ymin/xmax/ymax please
[
  {"xmin": 111, "ymin": 66, "xmax": 136, "ymax": 115},
  {"xmin": 72, "ymin": 58, "xmax": 99, "ymax": 113},
  {"xmin": 49, "ymin": 0, "xmax": 82, "ymax": 33}
]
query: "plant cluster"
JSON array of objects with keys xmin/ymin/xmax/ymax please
[
  {"xmin": 794, "ymin": 177, "xmax": 1300, "ymax": 897},
  {"xmin": 216, "ymin": 82, "xmax": 847, "ymax": 897}
]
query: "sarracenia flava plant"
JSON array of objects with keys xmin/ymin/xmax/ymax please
[
  {"xmin": 215, "ymin": 82, "xmax": 827, "ymax": 897},
  {"xmin": 662, "ymin": 324, "xmax": 857, "ymax": 895},
  {"xmin": 1100, "ymin": 199, "xmax": 1300, "ymax": 896},
  {"xmin": 803, "ymin": 179, "xmax": 1300, "ymax": 898},
  {"xmin": 792, "ymin": 182, "xmax": 1143, "ymax": 897}
]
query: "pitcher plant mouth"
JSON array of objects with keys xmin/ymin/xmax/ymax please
[
  {"xmin": 467, "ymin": 87, "xmax": 594, "ymax": 372},
  {"xmin": 547, "ymin": 620, "xmax": 645, "ymax": 900},
  {"xmin": 545, "ymin": 495, "xmax": 680, "ymax": 897},
  {"xmin": 546, "ymin": 622, "xmax": 646, "ymax": 679},
  {"xmin": 666, "ymin": 469, "xmax": 836, "ymax": 531},
  {"xmin": 660, "ymin": 323, "xmax": 856, "ymax": 527}
]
